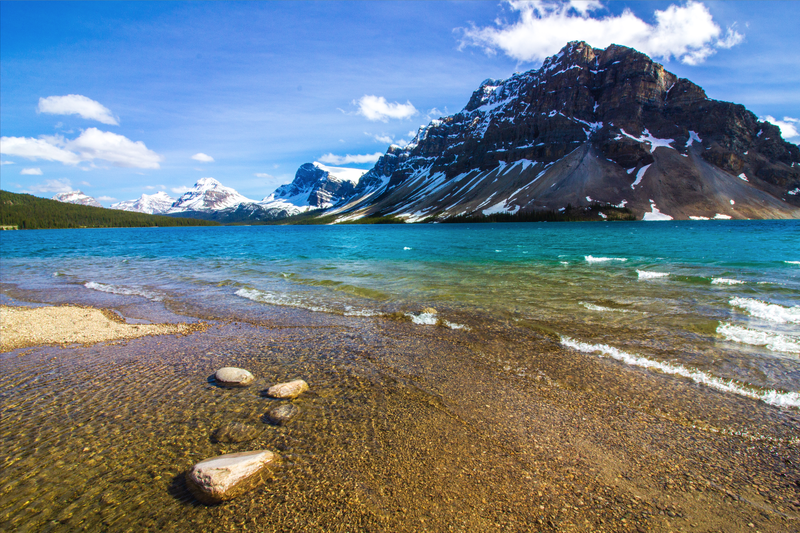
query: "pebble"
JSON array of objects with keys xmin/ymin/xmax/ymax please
[
  {"xmin": 185, "ymin": 450, "xmax": 277, "ymax": 504},
  {"xmin": 215, "ymin": 367, "xmax": 254, "ymax": 387},
  {"xmin": 266, "ymin": 379, "xmax": 308, "ymax": 399},
  {"xmin": 212, "ymin": 421, "xmax": 261, "ymax": 443},
  {"xmin": 265, "ymin": 403, "xmax": 299, "ymax": 425}
]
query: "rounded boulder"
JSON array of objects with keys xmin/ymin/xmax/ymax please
[
  {"xmin": 185, "ymin": 450, "xmax": 278, "ymax": 504},
  {"xmin": 215, "ymin": 367, "xmax": 255, "ymax": 387},
  {"xmin": 266, "ymin": 379, "xmax": 309, "ymax": 399}
]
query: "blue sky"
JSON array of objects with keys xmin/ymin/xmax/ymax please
[{"xmin": 2, "ymin": 1, "xmax": 799, "ymax": 205}]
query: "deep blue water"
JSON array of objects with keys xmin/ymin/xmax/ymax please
[{"xmin": 2, "ymin": 220, "xmax": 799, "ymax": 406}]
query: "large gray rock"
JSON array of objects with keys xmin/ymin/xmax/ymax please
[
  {"xmin": 215, "ymin": 367, "xmax": 254, "ymax": 387},
  {"xmin": 266, "ymin": 379, "xmax": 308, "ymax": 399},
  {"xmin": 185, "ymin": 450, "xmax": 277, "ymax": 504}
]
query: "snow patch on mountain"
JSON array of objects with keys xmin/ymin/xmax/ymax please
[
  {"xmin": 52, "ymin": 190, "xmax": 102, "ymax": 208},
  {"xmin": 168, "ymin": 178, "xmax": 255, "ymax": 213},
  {"xmin": 111, "ymin": 191, "xmax": 175, "ymax": 214}
]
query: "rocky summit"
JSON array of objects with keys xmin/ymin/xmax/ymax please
[
  {"xmin": 327, "ymin": 41, "xmax": 800, "ymax": 221},
  {"xmin": 52, "ymin": 190, "xmax": 103, "ymax": 208}
]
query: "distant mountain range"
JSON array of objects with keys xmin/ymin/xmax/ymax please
[{"xmin": 53, "ymin": 42, "xmax": 800, "ymax": 222}]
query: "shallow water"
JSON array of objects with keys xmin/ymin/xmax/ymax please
[
  {"xmin": 2, "ymin": 221, "xmax": 799, "ymax": 403},
  {"xmin": 2, "ymin": 222, "xmax": 800, "ymax": 531}
]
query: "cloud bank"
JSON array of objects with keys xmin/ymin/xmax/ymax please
[
  {"xmin": 38, "ymin": 95, "xmax": 119, "ymax": 125},
  {"xmin": 26, "ymin": 178, "xmax": 74, "ymax": 194},
  {"xmin": 1, "ymin": 128, "xmax": 163, "ymax": 169},
  {"xmin": 20, "ymin": 167, "xmax": 43, "ymax": 175},
  {"xmin": 459, "ymin": 0, "xmax": 743, "ymax": 65},
  {"xmin": 318, "ymin": 152, "xmax": 383, "ymax": 165},
  {"xmin": 355, "ymin": 95, "xmax": 418, "ymax": 122},
  {"xmin": 764, "ymin": 116, "xmax": 800, "ymax": 142}
]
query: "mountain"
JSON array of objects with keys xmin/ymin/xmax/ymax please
[
  {"xmin": 259, "ymin": 162, "xmax": 366, "ymax": 217},
  {"xmin": 167, "ymin": 178, "xmax": 256, "ymax": 213},
  {"xmin": 52, "ymin": 190, "xmax": 103, "ymax": 208},
  {"xmin": 111, "ymin": 191, "xmax": 175, "ymax": 214},
  {"xmin": 326, "ymin": 41, "xmax": 800, "ymax": 221}
]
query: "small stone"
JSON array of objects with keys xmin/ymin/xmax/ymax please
[
  {"xmin": 266, "ymin": 403, "xmax": 299, "ymax": 425},
  {"xmin": 212, "ymin": 422, "xmax": 261, "ymax": 443},
  {"xmin": 421, "ymin": 307, "xmax": 437, "ymax": 315},
  {"xmin": 267, "ymin": 379, "xmax": 308, "ymax": 399},
  {"xmin": 215, "ymin": 367, "xmax": 254, "ymax": 387},
  {"xmin": 185, "ymin": 450, "xmax": 278, "ymax": 504}
]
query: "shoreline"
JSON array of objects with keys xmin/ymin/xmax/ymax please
[{"xmin": 1, "ymin": 294, "xmax": 799, "ymax": 531}]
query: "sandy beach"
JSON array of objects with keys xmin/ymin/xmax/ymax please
[
  {"xmin": 0, "ymin": 304, "xmax": 204, "ymax": 352},
  {"xmin": 1, "ymin": 297, "xmax": 798, "ymax": 532}
]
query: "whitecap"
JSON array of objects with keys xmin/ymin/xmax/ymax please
[
  {"xmin": 786, "ymin": 261, "xmax": 800, "ymax": 265},
  {"xmin": 712, "ymin": 278, "xmax": 744, "ymax": 285},
  {"xmin": 404, "ymin": 311, "xmax": 468, "ymax": 330},
  {"xmin": 403, "ymin": 247, "xmax": 412, "ymax": 250},
  {"xmin": 581, "ymin": 302, "xmax": 630, "ymax": 313},
  {"xmin": 235, "ymin": 287, "xmax": 329, "ymax": 313},
  {"xmin": 585, "ymin": 255, "xmax": 627, "ymax": 263},
  {"xmin": 84, "ymin": 281, "xmax": 163, "ymax": 301},
  {"xmin": 637, "ymin": 270, "xmax": 669, "ymax": 279},
  {"xmin": 560, "ymin": 336, "xmax": 800, "ymax": 408},
  {"xmin": 717, "ymin": 322, "xmax": 800, "ymax": 354},
  {"xmin": 730, "ymin": 297, "xmax": 800, "ymax": 324}
]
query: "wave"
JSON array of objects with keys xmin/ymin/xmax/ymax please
[
  {"xmin": 637, "ymin": 270, "xmax": 669, "ymax": 280},
  {"xmin": 84, "ymin": 281, "xmax": 163, "ymax": 301},
  {"xmin": 712, "ymin": 278, "xmax": 744, "ymax": 285},
  {"xmin": 560, "ymin": 336, "xmax": 800, "ymax": 408},
  {"xmin": 405, "ymin": 311, "xmax": 468, "ymax": 330},
  {"xmin": 730, "ymin": 297, "xmax": 800, "ymax": 324},
  {"xmin": 785, "ymin": 261, "xmax": 800, "ymax": 265},
  {"xmin": 717, "ymin": 323, "xmax": 800, "ymax": 354},
  {"xmin": 236, "ymin": 287, "xmax": 336, "ymax": 314},
  {"xmin": 581, "ymin": 302, "xmax": 630, "ymax": 313},
  {"xmin": 585, "ymin": 255, "xmax": 627, "ymax": 263}
]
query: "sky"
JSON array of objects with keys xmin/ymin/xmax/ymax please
[{"xmin": 1, "ymin": 1, "xmax": 799, "ymax": 205}]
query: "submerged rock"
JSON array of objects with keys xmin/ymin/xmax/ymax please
[
  {"xmin": 212, "ymin": 421, "xmax": 261, "ymax": 443},
  {"xmin": 215, "ymin": 367, "xmax": 254, "ymax": 387},
  {"xmin": 267, "ymin": 379, "xmax": 308, "ymax": 399},
  {"xmin": 265, "ymin": 403, "xmax": 299, "ymax": 426},
  {"xmin": 185, "ymin": 450, "xmax": 277, "ymax": 504}
]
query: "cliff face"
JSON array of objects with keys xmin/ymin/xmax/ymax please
[{"xmin": 329, "ymin": 41, "xmax": 800, "ymax": 221}]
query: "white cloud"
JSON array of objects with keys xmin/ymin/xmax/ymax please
[
  {"xmin": 355, "ymin": 95, "xmax": 418, "ymax": 122},
  {"xmin": 1, "ymin": 135, "xmax": 82, "ymax": 164},
  {"xmin": 38, "ymin": 95, "xmax": 119, "ymax": 125},
  {"xmin": 171, "ymin": 186, "xmax": 191, "ymax": 194},
  {"xmin": 370, "ymin": 133, "xmax": 395, "ymax": 144},
  {"xmin": 255, "ymin": 173, "xmax": 274, "ymax": 179},
  {"xmin": 1, "ymin": 160, "xmax": 14, "ymax": 165},
  {"xmin": 1, "ymin": 129, "xmax": 163, "ymax": 169},
  {"xmin": 192, "ymin": 152, "xmax": 214, "ymax": 163},
  {"xmin": 458, "ymin": 0, "xmax": 744, "ymax": 65},
  {"xmin": 20, "ymin": 167, "xmax": 43, "ymax": 175},
  {"xmin": 27, "ymin": 179, "xmax": 73, "ymax": 194},
  {"xmin": 80, "ymin": 181, "xmax": 91, "ymax": 186},
  {"xmin": 97, "ymin": 196, "xmax": 116, "ymax": 201},
  {"xmin": 764, "ymin": 116, "xmax": 800, "ymax": 140},
  {"xmin": 318, "ymin": 152, "xmax": 383, "ymax": 165}
]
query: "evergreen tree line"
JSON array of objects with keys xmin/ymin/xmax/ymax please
[{"xmin": 0, "ymin": 191, "xmax": 219, "ymax": 229}]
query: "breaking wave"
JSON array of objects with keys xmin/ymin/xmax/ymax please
[
  {"xmin": 730, "ymin": 297, "xmax": 800, "ymax": 324},
  {"xmin": 84, "ymin": 281, "xmax": 163, "ymax": 301},
  {"xmin": 560, "ymin": 336, "xmax": 800, "ymax": 408},
  {"xmin": 637, "ymin": 270, "xmax": 669, "ymax": 280},
  {"xmin": 712, "ymin": 278, "xmax": 744, "ymax": 285},
  {"xmin": 717, "ymin": 323, "xmax": 800, "ymax": 354},
  {"xmin": 585, "ymin": 256, "xmax": 627, "ymax": 263}
]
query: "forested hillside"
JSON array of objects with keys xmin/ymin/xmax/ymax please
[{"xmin": 0, "ymin": 190, "xmax": 219, "ymax": 229}]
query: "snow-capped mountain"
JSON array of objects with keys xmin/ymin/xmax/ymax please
[
  {"xmin": 168, "ymin": 178, "xmax": 256, "ymax": 213},
  {"xmin": 52, "ymin": 190, "xmax": 102, "ymax": 208},
  {"xmin": 259, "ymin": 162, "xmax": 366, "ymax": 216},
  {"xmin": 326, "ymin": 41, "xmax": 800, "ymax": 221},
  {"xmin": 111, "ymin": 191, "xmax": 175, "ymax": 214}
]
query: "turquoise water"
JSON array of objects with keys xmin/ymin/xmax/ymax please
[{"xmin": 2, "ymin": 221, "xmax": 799, "ymax": 406}]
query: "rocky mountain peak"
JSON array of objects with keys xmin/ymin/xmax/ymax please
[
  {"xmin": 52, "ymin": 190, "xmax": 102, "ymax": 208},
  {"xmin": 328, "ymin": 41, "xmax": 800, "ymax": 221}
]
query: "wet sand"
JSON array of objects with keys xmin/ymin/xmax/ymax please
[{"xmin": 0, "ymin": 299, "xmax": 799, "ymax": 532}]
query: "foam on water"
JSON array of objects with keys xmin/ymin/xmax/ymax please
[
  {"xmin": 717, "ymin": 323, "xmax": 800, "ymax": 354},
  {"xmin": 730, "ymin": 297, "xmax": 800, "ymax": 324},
  {"xmin": 84, "ymin": 281, "xmax": 163, "ymax": 301},
  {"xmin": 235, "ymin": 287, "xmax": 333, "ymax": 314},
  {"xmin": 581, "ymin": 302, "xmax": 630, "ymax": 313},
  {"xmin": 405, "ymin": 311, "xmax": 468, "ymax": 330},
  {"xmin": 585, "ymin": 256, "xmax": 627, "ymax": 263},
  {"xmin": 637, "ymin": 270, "xmax": 669, "ymax": 279},
  {"xmin": 712, "ymin": 278, "xmax": 744, "ymax": 285},
  {"xmin": 561, "ymin": 336, "xmax": 800, "ymax": 408},
  {"xmin": 786, "ymin": 261, "xmax": 800, "ymax": 265}
]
